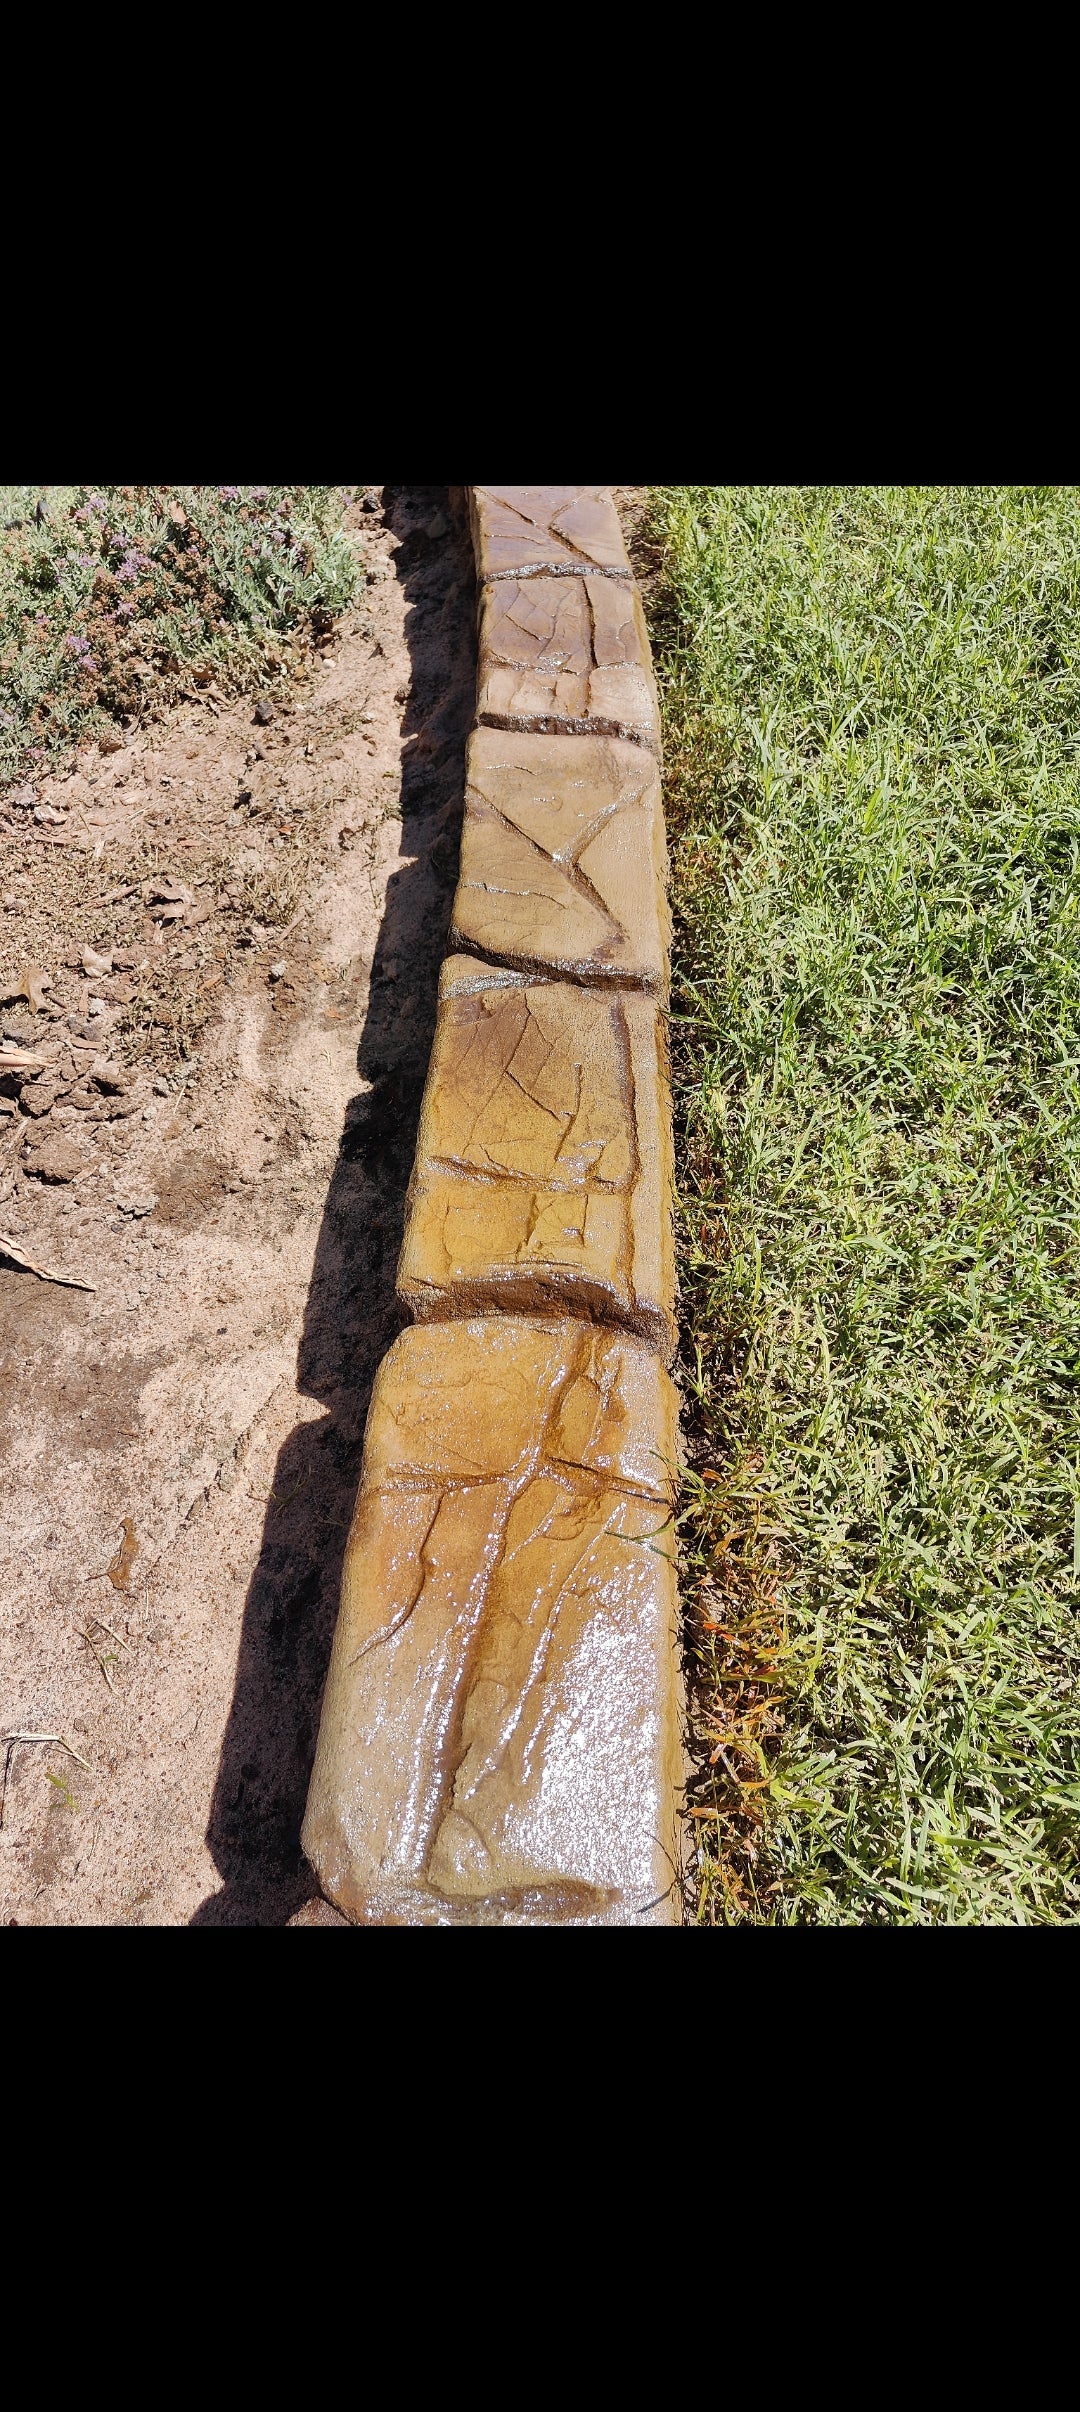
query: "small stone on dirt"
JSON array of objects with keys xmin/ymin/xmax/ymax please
[
  {"xmin": 24, "ymin": 1136, "xmax": 85, "ymax": 1183},
  {"xmin": 254, "ymin": 698, "xmax": 275, "ymax": 726},
  {"xmin": 90, "ymin": 1057, "xmax": 127, "ymax": 1092},
  {"xmin": 114, "ymin": 1190, "xmax": 158, "ymax": 1218},
  {"xmin": 269, "ymin": 960, "xmax": 286, "ymax": 981}
]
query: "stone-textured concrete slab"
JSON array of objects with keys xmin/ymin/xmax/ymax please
[
  {"xmin": 479, "ymin": 574, "xmax": 649, "ymax": 677},
  {"xmin": 470, "ymin": 485, "xmax": 632, "ymax": 580},
  {"xmin": 302, "ymin": 1316, "xmax": 681, "ymax": 1925},
  {"xmin": 476, "ymin": 576, "xmax": 659, "ymax": 749},
  {"xmin": 449, "ymin": 727, "xmax": 670, "ymax": 992},
  {"xmin": 397, "ymin": 963, "xmax": 675, "ymax": 1361}
]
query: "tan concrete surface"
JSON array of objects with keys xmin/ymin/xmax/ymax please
[
  {"xmin": 470, "ymin": 486, "xmax": 632, "ymax": 580},
  {"xmin": 397, "ymin": 963, "xmax": 675, "ymax": 1360},
  {"xmin": 450, "ymin": 727, "xmax": 670, "ymax": 992},
  {"xmin": 302, "ymin": 1316, "xmax": 681, "ymax": 1925}
]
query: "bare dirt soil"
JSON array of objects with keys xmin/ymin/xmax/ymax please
[{"xmin": 0, "ymin": 485, "xmax": 477, "ymax": 1925}]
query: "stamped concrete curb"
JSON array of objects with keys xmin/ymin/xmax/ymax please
[
  {"xmin": 300, "ymin": 488, "xmax": 681, "ymax": 1927},
  {"xmin": 476, "ymin": 576, "xmax": 660, "ymax": 750}
]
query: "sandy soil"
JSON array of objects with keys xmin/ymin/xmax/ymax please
[{"xmin": 0, "ymin": 485, "xmax": 476, "ymax": 1925}]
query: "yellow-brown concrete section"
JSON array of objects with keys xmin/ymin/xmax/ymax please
[
  {"xmin": 397, "ymin": 960, "xmax": 676, "ymax": 1362},
  {"xmin": 302, "ymin": 1316, "xmax": 681, "ymax": 1925}
]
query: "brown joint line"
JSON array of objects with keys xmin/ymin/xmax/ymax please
[
  {"xmin": 443, "ymin": 934, "xmax": 668, "ymax": 1002},
  {"xmin": 484, "ymin": 565, "xmax": 635, "ymax": 582},
  {"xmin": 476, "ymin": 709, "xmax": 660, "ymax": 757},
  {"xmin": 401, "ymin": 1269, "xmax": 673, "ymax": 1365}
]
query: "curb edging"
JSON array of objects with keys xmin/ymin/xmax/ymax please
[{"xmin": 300, "ymin": 487, "xmax": 680, "ymax": 1927}]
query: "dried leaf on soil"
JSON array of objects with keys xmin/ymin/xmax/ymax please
[
  {"xmin": 0, "ymin": 1232, "xmax": 96, "ymax": 1291},
  {"xmin": 107, "ymin": 1515, "xmax": 139, "ymax": 1592},
  {"xmin": 0, "ymin": 1045, "xmax": 48, "ymax": 1071}
]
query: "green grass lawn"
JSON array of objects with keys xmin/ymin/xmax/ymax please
[
  {"xmin": 0, "ymin": 485, "xmax": 359, "ymax": 789},
  {"xmin": 643, "ymin": 486, "xmax": 1080, "ymax": 1924}
]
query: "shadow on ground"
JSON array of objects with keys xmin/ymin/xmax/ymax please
[{"xmin": 190, "ymin": 486, "xmax": 476, "ymax": 1925}]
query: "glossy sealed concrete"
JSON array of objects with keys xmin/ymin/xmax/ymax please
[
  {"xmin": 397, "ymin": 963, "xmax": 675, "ymax": 1360},
  {"xmin": 302, "ymin": 1318, "xmax": 681, "ymax": 1924},
  {"xmin": 450, "ymin": 727, "xmax": 670, "ymax": 992}
]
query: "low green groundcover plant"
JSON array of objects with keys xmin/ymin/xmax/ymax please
[{"xmin": 0, "ymin": 485, "xmax": 359, "ymax": 788}]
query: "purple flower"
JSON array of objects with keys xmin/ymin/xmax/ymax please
[
  {"xmin": 117, "ymin": 559, "xmax": 139, "ymax": 583},
  {"xmin": 35, "ymin": 613, "xmax": 48, "ymax": 628},
  {"xmin": 118, "ymin": 600, "xmax": 136, "ymax": 618},
  {"xmin": 89, "ymin": 495, "xmax": 107, "ymax": 515},
  {"xmin": 77, "ymin": 552, "xmax": 96, "ymax": 568},
  {"xmin": 65, "ymin": 632, "xmax": 93, "ymax": 658},
  {"xmin": 219, "ymin": 484, "xmax": 240, "ymax": 501},
  {"xmin": 252, "ymin": 485, "xmax": 269, "ymax": 502}
]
